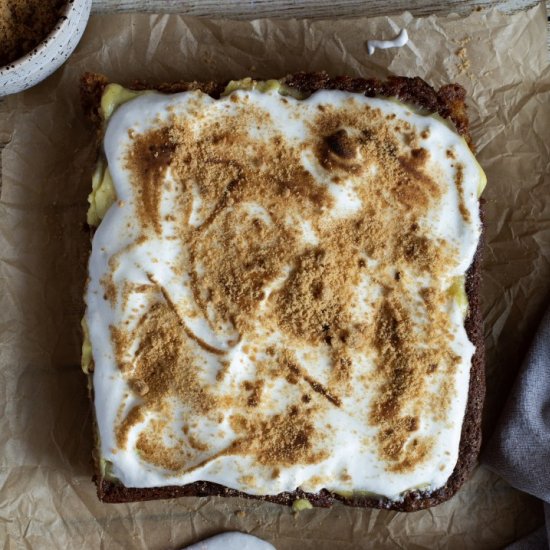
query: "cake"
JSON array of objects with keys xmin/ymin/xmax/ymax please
[{"xmin": 80, "ymin": 72, "xmax": 486, "ymax": 511}]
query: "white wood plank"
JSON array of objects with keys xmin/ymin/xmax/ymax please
[
  {"xmin": 91, "ymin": 0, "xmax": 544, "ymax": 17},
  {"xmin": 89, "ymin": 0, "xmax": 549, "ymax": 55},
  {"xmin": 92, "ymin": 0, "xmax": 538, "ymax": 19}
]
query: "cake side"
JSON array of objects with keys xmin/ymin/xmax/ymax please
[{"xmin": 81, "ymin": 72, "xmax": 485, "ymax": 511}]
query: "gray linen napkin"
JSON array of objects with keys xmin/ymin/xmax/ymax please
[{"xmin": 483, "ymin": 305, "xmax": 550, "ymax": 549}]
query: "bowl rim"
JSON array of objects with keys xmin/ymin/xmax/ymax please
[{"xmin": 0, "ymin": 0, "xmax": 88, "ymax": 73}]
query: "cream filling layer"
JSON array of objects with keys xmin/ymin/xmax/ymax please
[{"xmin": 85, "ymin": 86, "xmax": 484, "ymax": 499}]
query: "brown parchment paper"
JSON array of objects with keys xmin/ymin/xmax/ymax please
[{"xmin": 1, "ymin": 4, "xmax": 550, "ymax": 549}]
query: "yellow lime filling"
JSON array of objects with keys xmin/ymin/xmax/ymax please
[
  {"xmin": 87, "ymin": 160, "xmax": 116, "ymax": 227},
  {"xmin": 81, "ymin": 318, "xmax": 93, "ymax": 374},
  {"xmin": 292, "ymin": 498, "xmax": 313, "ymax": 511},
  {"xmin": 476, "ymin": 162, "xmax": 487, "ymax": 196},
  {"xmin": 101, "ymin": 83, "xmax": 144, "ymax": 121},
  {"xmin": 449, "ymin": 276, "xmax": 469, "ymax": 318},
  {"xmin": 99, "ymin": 457, "xmax": 117, "ymax": 481}
]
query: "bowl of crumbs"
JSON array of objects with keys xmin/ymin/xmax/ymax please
[{"xmin": 0, "ymin": 0, "xmax": 92, "ymax": 96}]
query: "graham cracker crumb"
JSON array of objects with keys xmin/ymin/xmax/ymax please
[
  {"xmin": 455, "ymin": 163, "xmax": 471, "ymax": 222},
  {"xmin": 455, "ymin": 38, "xmax": 472, "ymax": 77},
  {"xmin": 229, "ymin": 405, "xmax": 328, "ymax": 467},
  {"xmin": 125, "ymin": 127, "xmax": 176, "ymax": 234}
]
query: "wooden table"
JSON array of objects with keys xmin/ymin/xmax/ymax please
[
  {"xmin": 91, "ymin": 0, "xmax": 549, "ymax": 52},
  {"xmin": 91, "ymin": 0, "xmax": 546, "ymax": 19}
]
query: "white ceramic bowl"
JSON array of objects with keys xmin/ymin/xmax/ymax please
[{"xmin": 0, "ymin": 0, "xmax": 92, "ymax": 96}]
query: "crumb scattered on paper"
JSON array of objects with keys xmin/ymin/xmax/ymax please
[
  {"xmin": 456, "ymin": 47, "xmax": 471, "ymax": 74},
  {"xmin": 455, "ymin": 37, "xmax": 473, "ymax": 77}
]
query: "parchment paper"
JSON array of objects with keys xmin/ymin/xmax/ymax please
[{"xmin": 1, "ymin": 4, "xmax": 550, "ymax": 549}]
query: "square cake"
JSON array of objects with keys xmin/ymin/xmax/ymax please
[{"xmin": 81, "ymin": 72, "xmax": 486, "ymax": 510}]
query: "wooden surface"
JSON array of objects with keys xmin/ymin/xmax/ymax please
[
  {"xmin": 91, "ymin": 0, "xmax": 550, "ymax": 52},
  {"xmin": 90, "ymin": 0, "xmax": 545, "ymax": 18},
  {"xmin": 90, "ymin": 0, "xmax": 550, "ymax": 52}
]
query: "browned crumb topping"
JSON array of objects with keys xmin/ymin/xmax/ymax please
[
  {"xmin": 229, "ymin": 405, "xmax": 328, "ymax": 466},
  {"xmin": 274, "ymin": 247, "xmax": 358, "ymax": 347},
  {"xmin": 340, "ymin": 470, "xmax": 352, "ymax": 482},
  {"xmin": 108, "ymin": 92, "xmax": 467, "ymax": 474},
  {"xmin": 455, "ymin": 163, "xmax": 471, "ymax": 222},
  {"xmin": 100, "ymin": 274, "xmax": 117, "ymax": 305},
  {"xmin": 277, "ymin": 349, "xmax": 341, "ymax": 407},
  {"xmin": 126, "ymin": 127, "xmax": 176, "ymax": 234},
  {"xmin": 0, "ymin": 0, "xmax": 66, "ymax": 67},
  {"xmin": 112, "ymin": 301, "xmax": 214, "ymax": 416},
  {"xmin": 136, "ymin": 418, "xmax": 187, "ymax": 471},
  {"xmin": 116, "ymin": 405, "xmax": 145, "ymax": 449}
]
